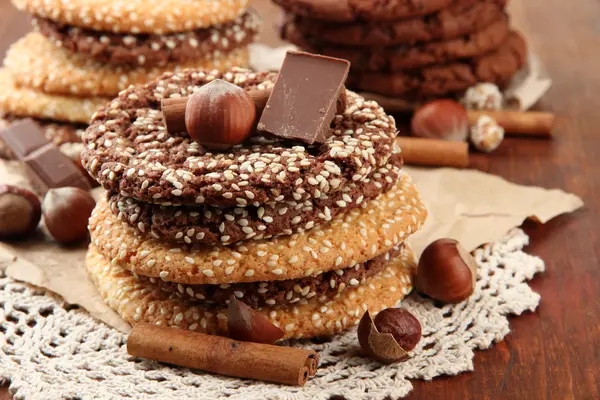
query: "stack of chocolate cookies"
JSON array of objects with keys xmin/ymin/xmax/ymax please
[
  {"xmin": 82, "ymin": 67, "xmax": 428, "ymax": 340},
  {"xmin": 277, "ymin": 0, "xmax": 527, "ymax": 100},
  {"xmin": 0, "ymin": 0, "xmax": 259, "ymax": 163}
]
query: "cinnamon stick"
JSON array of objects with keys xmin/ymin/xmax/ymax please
[
  {"xmin": 127, "ymin": 324, "xmax": 319, "ymax": 386},
  {"xmin": 467, "ymin": 110, "xmax": 555, "ymax": 137},
  {"xmin": 396, "ymin": 137, "xmax": 469, "ymax": 168},
  {"xmin": 161, "ymin": 86, "xmax": 347, "ymax": 135}
]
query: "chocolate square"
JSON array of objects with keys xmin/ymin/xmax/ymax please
[
  {"xmin": 0, "ymin": 118, "xmax": 48, "ymax": 159},
  {"xmin": 257, "ymin": 51, "xmax": 350, "ymax": 145}
]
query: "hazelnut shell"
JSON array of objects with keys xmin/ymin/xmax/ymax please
[
  {"xmin": 358, "ymin": 311, "xmax": 418, "ymax": 364},
  {"xmin": 227, "ymin": 296, "xmax": 284, "ymax": 344},
  {"xmin": 416, "ymin": 238, "xmax": 477, "ymax": 303},
  {"xmin": 411, "ymin": 99, "xmax": 469, "ymax": 142},
  {"xmin": 42, "ymin": 187, "xmax": 96, "ymax": 245},
  {"xmin": 0, "ymin": 185, "xmax": 41, "ymax": 239},
  {"xmin": 185, "ymin": 79, "xmax": 256, "ymax": 150}
]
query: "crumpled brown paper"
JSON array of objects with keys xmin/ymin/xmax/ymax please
[{"xmin": 0, "ymin": 161, "xmax": 583, "ymax": 332}]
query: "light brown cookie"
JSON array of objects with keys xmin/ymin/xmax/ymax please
[
  {"xmin": 4, "ymin": 33, "xmax": 250, "ymax": 97},
  {"xmin": 0, "ymin": 68, "xmax": 109, "ymax": 124},
  {"xmin": 85, "ymin": 243, "xmax": 416, "ymax": 339},
  {"xmin": 12, "ymin": 0, "xmax": 249, "ymax": 34},
  {"xmin": 89, "ymin": 173, "xmax": 427, "ymax": 285}
]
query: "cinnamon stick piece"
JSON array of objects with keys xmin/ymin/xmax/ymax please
[
  {"xmin": 467, "ymin": 110, "xmax": 555, "ymax": 137},
  {"xmin": 127, "ymin": 324, "xmax": 319, "ymax": 386},
  {"xmin": 161, "ymin": 86, "xmax": 347, "ymax": 135},
  {"xmin": 396, "ymin": 137, "xmax": 469, "ymax": 168}
]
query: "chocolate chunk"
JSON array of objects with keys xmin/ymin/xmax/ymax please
[
  {"xmin": 257, "ymin": 51, "xmax": 350, "ymax": 145},
  {"xmin": 0, "ymin": 119, "xmax": 48, "ymax": 160},
  {"xmin": 24, "ymin": 144, "xmax": 91, "ymax": 195}
]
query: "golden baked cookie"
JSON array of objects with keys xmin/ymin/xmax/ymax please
[
  {"xmin": 85, "ymin": 244, "xmax": 416, "ymax": 339},
  {"xmin": 12, "ymin": 0, "xmax": 249, "ymax": 34},
  {"xmin": 89, "ymin": 173, "xmax": 427, "ymax": 285},
  {"xmin": 4, "ymin": 33, "xmax": 250, "ymax": 97},
  {"xmin": 0, "ymin": 68, "xmax": 109, "ymax": 124}
]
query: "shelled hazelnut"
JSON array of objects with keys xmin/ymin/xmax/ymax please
[
  {"xmin": 461, "ymin": 83, "xmax": 504, "ymax": 111},
  {"xmin": 470, "ymin": 115, "xmax": 505, "ymax": 153},
  {"xmin": 42, "ymin": 187, "xmax": 95, "ymax": 244},
  {"xmin": 357, "ymin": 309, "xmax": 422, "ymax": 363},
  {"xmin": 416, "ymin": 239, "xmax": 477, "ymax": 303},
  {"xmin": 0, "ymin": 185, "xmax": 41, "ymax": 239}
]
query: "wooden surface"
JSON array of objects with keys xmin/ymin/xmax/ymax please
[{"xmin": 1, "ymin": 0, "xmax": 599, "ymax": 399}]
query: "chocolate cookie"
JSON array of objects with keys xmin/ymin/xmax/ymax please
[
  {"xmin": 33, "ymin": 10, "xmax": 259, "ymax": 67},
  {"xmin": 273, "ymin": 0, "xmax": 453, "ymax": 22},
  {"xmin": 107, "ymin": 154, "xmax": 402, "ymax": 245},
  {"xmin": 347, "ymin": 31, "xmax": 527, "ymax": 98},
  {"xmin": 155, "ymin": 245, "xmax": 404, "ymax": 308},
  {"xmin": 284, "ymin": 15, "xmax": 510, "ymax": 71},
  {"xmin": 82, "ymin": 69, "xmax": 398, "ymax": 207},
  {"xmin": 285, "ymin": 0, "xmax": 507, "ymax": 46}
]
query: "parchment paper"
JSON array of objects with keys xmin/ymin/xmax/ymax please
[{"xmin": 0, "ymin": 160, "xmax": 583, "ymax": 332}]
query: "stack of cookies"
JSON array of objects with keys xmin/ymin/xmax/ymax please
[
  {"xmin": 0, "ymin": 0, "xmax": 259, "ymax": 162},
  {"xmin": 82, "ymin": 67, "xmax": 428, "ymax": 339},
  {"xmin": 277, "ymin": 0, "xmax": 527, "ymax": 100}
]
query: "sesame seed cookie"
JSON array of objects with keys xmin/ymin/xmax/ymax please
[
  {"xmin": 107, "ymin": 153, "xmax": 403, "ymax": 245},
  {"xmin": 12, "ymin": 0, "xmax": 249, "ymax": 34},
  {"xmin": 0, "ymin": 68, "xmax": 109, "ymax": 124},
  {"xmin": 283, "ymin": 15, "xmax": 510, "ymax": 72},
  {"xmin": 88, "ymin": 173, "xmax": 427, "ymax": 285},
  {"xmin": 33, "ymin": 10, "xmax": 259, "ymax": 67},
  {"xmin": 347, "ymin": 31, "xmax": 527, "ymax": 98},
  {"xmin": 153, "ymin": 244, "xmax": 404, "ymax": 309},
  {"xmin": 81, "ymin": 69, "xmax": 398, "ymax": 207},
  {"xmin": 272, "ymin": 0, "xmax": 452, "ymax": 22},
  {"xmin": 285, "ymin": 0, "xmax": 507, "ymax": 47},
  {"xmin": 4, "ymin": 33, "xmax": 250, "ymax": 97},
  {"xmin": 85, "ymin": 243, "xmax": 416, "ymax": 339}
]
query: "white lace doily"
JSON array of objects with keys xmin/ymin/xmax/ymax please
[{"xmin": 0, "ymin": 228, "xmax": 544, "ymax": 400}]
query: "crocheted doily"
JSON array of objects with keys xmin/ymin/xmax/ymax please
[{"xmin": 0, "ymin": 228, "xmax": 544, "ymax": 400}]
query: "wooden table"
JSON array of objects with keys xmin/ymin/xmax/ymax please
[{"xmin": 1, "ymin": 1, "xmax": 598, "ymax": 399}]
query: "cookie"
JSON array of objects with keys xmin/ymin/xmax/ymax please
[
  {"xmin": 347, "ymin": 31, "xmax": 527, "ymax": 98},
  {"xmin": 107, "ymin": 154, "xmax": 403, "ymax": 245},
  {"xmin": 0, "ymin": 68, "xmax": 109, "ymax": 124},
  {"xmin": 5, "ymin": 33, "xmax": 250, "ymax": 97},
  {"xmin": 284, "ymin": 15, "xmax": 510, "ymax": 71},
  {"xmin": 153, "ymin": 244, "xmax": 403, "ymax": 308},
  {"xmin": 82, "ymin": 69, "xmax": 398, "ymax": 207},
  {"xmin": 12, "ymin": 0, "xmax": 249, "ymax": 34},
  {"xmin": 285, "ymin": 0, "xmax": 507, "ymax": 47},
  {"xmin": 33, "ymin": 10, "xmax": 259, "ymax": 67},
  {"xmin": 273, "ymin": 0, "xmax": 453, "ymax": 22},
  {"xmin": 86, "ymin": 243, "xmax": 415, "ymax": 339},
  {"xmin": 88, "ymin": 173, "xmax": 427, "ymax": 285}
]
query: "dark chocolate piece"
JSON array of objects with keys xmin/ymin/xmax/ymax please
[
  {"xmin": 24, "ymin": 144, "xmax": 91, "ymax": 195},
  {"xmin": 0, "ymin": 119, "xmax": 48, "ymax": 160},
  {"xmin": 257, "ymin": 51, "xmax": 350, "ymax": 145}
]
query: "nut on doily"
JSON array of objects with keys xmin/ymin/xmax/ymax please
[
  {"xmin": 227, "ymin": 296, "xmax": 284, "ymax": 344},
  {"xmin": 411, "ymin": 100, "xmax": 469, "ymax": 142},
  {"xmin": 43, "ymin": 187, "xmax": 96, "ymax": 244},
  {"xmin": 0, "ymin": 185, "xmax": 41, "ymax": 239},
  {"xmin": 416, "ymin": 239, "xmax": 477, "ymax": 304},
  {"xmin": 470, "ymin": 115, "xmax": 505, "ymax": 153},
  {"xmin": 357, "ymin": 309, "xmax": 422, "ymax": 363},
  {"xmin": 185, "ymin": 79, "xmax": 256, "ymax": 150},
  {"xmin": 461, "ymin": 83, "xmax": 504, "ymax": 111}
]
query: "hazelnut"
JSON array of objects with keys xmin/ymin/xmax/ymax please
[
  {"xmin": 416, "ymin": 238, "xmax": 477, "ymax": 303},
  {"xmin": 185, "ymin": 79, "xmax": 256, "ymax": 150},
  {"xmin": 470, "ymin": 115, "xmax": 504, "ymax": 153},
  {"xmin": 0, "ymin": 185, "xmax": 41, "ymax": 239},
  {"xmin": 411, "ymin": 99, "xmax": 469, "ymax": 142},
  {"xmin": 42, "ymin": 187, "xmax": 96, "ymax": 244},
  {"xmin": 227, "ymin": 296, "xmax": 284, "ymax": 344},
  {"xmin": 461, "ymin": 83, "xmax": 504, "ymax": 111},
  {"xmin": 358, "ymin": 309, "xmax": 421, "ymax": 363}
]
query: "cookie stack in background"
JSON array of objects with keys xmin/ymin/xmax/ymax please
[
  {"xmin": 0, "ymin": 0, "xmax": 259, "ymax": 163},
  {"xmin": 82, "ymin": 68, "xmax": 428, "ymax": 340},
  {"xmin": 276, "ymin": 0, "xmax": 527, "ymax": 100}
]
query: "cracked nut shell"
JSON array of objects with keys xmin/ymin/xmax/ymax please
[{"xmin": 227, "ymin": 296, "xmax": 284, "ymax": 344}]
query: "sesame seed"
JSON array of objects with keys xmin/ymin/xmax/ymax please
[{"xmin": 202, "ymin": 269, "xmax": 214, "ymax": 277}]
